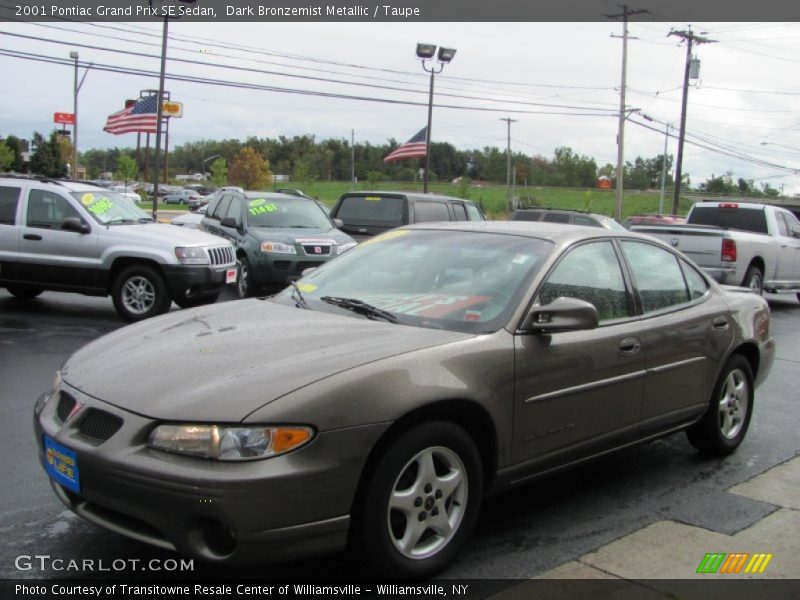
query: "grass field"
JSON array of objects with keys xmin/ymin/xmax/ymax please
[
  {"xmin": 140, "ymin": 181, "xmax": 696, "ymax": 219},
  {"xmin": 266, "ymin": 181, "xmax": 694, "ymax": 219}
]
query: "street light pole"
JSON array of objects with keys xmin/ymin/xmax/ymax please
[
  {"xmin": 500, "ymin": 118, "xmax": 517, "ymax": 211},
  {"xmin": 70, "ymin": 51, "xmax": 78, "ymax": 179},
  {"xmin": 151, "ymin": 17, "xmax": 169, "ymax": 222},
  {"xmin": 659, "ymin": 123, "xmax": 671, "ymax": 214},
  {"xmin": 417, "ymin": 44, "xmax": 456, "ymax": 194}
]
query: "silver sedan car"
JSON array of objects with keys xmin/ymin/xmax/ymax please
[{"xmin": 34, "ymin": 222, "xmax": 774, "ymax": 577}]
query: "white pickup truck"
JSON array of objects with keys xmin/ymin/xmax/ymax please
[{"xmin": 632, "ymin": 201, "xmax": 800, "ymax": 300}]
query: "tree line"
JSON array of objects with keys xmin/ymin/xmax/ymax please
[{"xmin": 0, "ymin": 130, "xmax": 786, "ymax": 197}]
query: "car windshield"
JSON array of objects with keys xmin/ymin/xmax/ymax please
[
  {"xmin": 70, "ymin": 191, "xmax": 151, "ymax": 225},
  {"xmin": 336, "ymin": 195, "xmax": 404, "ymax": 225},
  {"xmin": 273, "ymin": 229, "xmax": 553, "ymax": 333},
  {"xmin": 245, "ymin": 195, "xmax": 332, "ymax": 229}
]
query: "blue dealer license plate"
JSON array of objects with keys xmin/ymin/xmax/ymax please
[{"xmin": 44, "ymin": 435, "xmax": 80, "ymax": 493}]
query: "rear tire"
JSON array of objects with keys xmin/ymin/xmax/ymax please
[
  {"xmin": 742, "ymin": 266, "xmax": 763, "ymax": 295},
  {"xmin": 352, "ymin": 422, "xmax": 483, "ymax": 578},
  {"xmin": 686, "ymin": 354, "xmax": 754, "ymax": 456},
  {"xmin": 5, "ymin": 285, "xmax": 43, "ymax": 299},
  {"xmin": 111, "ymin": 265, "xmax": 172, "ymax": 322}
]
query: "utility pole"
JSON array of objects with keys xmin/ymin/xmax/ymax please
[
  {"xmin": 607, "ymin": 5, "xmax": 649, "ymax": 222},
  {"xmin": 659, "ymin": 123, "xmax": 671, "ymax": 214},
  {"xmin": 668, "ymin": 27, "xmax": 716, "ymax": 214},
  {"xmin": 500, "ymin": 117, "xmax": 517, "ymax": 212},
  {"xmin": 351, "ymin": 129, "xmax": 355, "ymax": 188}
]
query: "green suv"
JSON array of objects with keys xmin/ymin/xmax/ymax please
[{"xmin": 201, "ymin": 190, "xmax": 357, "ymax": 297}]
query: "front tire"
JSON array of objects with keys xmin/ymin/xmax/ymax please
[
  {"xmin": 686, "ymin": 354, "xmax": 754, "ymax": 456},
  {"xmin": 173, "ymin": 292, "xmax": 220, "ymax": 309},
  {"xmin": 743, "ymin": 266, "xmax": 763, "ymax": 295},
  {"xmin": 353, "ymin": 422, "xmax": 483, "ymax": 578},
  {"xmin": 236, "ymin": 256, "xmax": 252, "ymax": 299},
  {"xmin": 5, "ymin": 285, "xmax": 43, "ymax": 299},
  {"xmin": 111, "ymin": 265, "xmax": 172, "ymax": 322}
]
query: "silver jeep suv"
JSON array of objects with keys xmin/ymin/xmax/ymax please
[{"xmin": 0, "ymin": 176, "xmax": 236, "ymax": 321}]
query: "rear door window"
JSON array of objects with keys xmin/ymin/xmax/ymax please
[
  {"xmin": 621, "ymin": 241, "xmax": 690, "ymax": 312},
  {"xmin": 452, "ymin": 202, "xmax": 468, "ymax": 221},
  {"xmin": 466, "ymin": 204, "xmax": 484, "ymax": 221},
  {"xmin": 414, "ymin": 201, "xmax": 451, "ymax": 223},
  {"xmin": 0, "ymin": 186, "xmax": 21, "ymax": 225},
  {"xmin": 543, "ymin": 212, "xmax": 570, "ymax": 223},
  {"xmin": 336, "ymin": 195, "xmax": 405, "ymax": 225},
  {"xmin": 574, "ymin": 215, "xmax": 600, "ymax": 227}
]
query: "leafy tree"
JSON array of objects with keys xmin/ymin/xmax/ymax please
[
  {"xmin": 3, "ymin": 135, "xmax": 26, "ymax": 172},
  {"xmin": 0, "ymin": 142, "xmax": 14, "ymax": 171},
  {"xmin": 29, "ymin": 131, "xmax": 68, "ymax": 178},
  {"xmin": 229, "ymin": 147, "xmax": 273, "ymax": 189},
  {"xmin": 209, "ymin": 157, "xmax": 227, "ymax": 187},
  {"xmin": 366, "ymin": 170, "xmax": 384, "ymax": 187},
  {"xmin": 702, "ymin": 172, "xmax": 736, "ymax": 194},
  {"xmin": 115, "ymin": 155, "xmax": 138, "ymax": 187}
]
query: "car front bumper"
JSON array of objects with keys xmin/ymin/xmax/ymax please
[
  {"xmin": 162, "ymin": 264, "xmax": 234, "ymax": 300},
  {"xmin": 249, "ymin": 253, "xmax": 332, "ymax": 287},
  {"xmin": 34, "ymin": 384, "xmax": 388, "ymax": 564}
]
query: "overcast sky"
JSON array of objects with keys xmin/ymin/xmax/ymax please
[{"xmin": 1, "ymin": 20, "xmax": 799, "ymax": 193}]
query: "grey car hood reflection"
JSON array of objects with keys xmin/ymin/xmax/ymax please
[{"xmin": 61, "ymin": 301, "xmax": 473, "ymax": 422}]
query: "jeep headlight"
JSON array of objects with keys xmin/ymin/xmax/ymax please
[
  {"xmin": 261, "ymin": 241, "xmax": 296, "ymax": 254},
  {"xmin": 174, "ymin": 247, "xmax": 209, "ymax": 265},
  {"xmin": 148, "ymin": 424, "xmax": 314, "ymax": 461},
  {"xmin": 336, "ymin": 242, "xmax": 357, "ymax": 255}
]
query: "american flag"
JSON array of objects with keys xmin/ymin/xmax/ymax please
[
  {"xmin": 383, "ymin": 127, "xmax": 427, "ymax": 163},
  {"xmin": 103, "ymin": 96, "xmax": 159, "ymax": 135}
]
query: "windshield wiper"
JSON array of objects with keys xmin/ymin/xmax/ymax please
[
  {"xmin": 320, "ymin": 296, "xmax": 398, "ymax": 323},
  {"xmin": 289, "ymin": 281, "xmax": 311, "ymax": 310},
  {"xmin": 105, "ymin": 217, "xmax": 136, "ymax": 225},
  {"xmin": 136, "ymin": 217, "xmax": 153, "ymax": 223}
]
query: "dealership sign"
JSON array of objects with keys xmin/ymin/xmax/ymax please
[
  {"xmin": 162, "ymin": 101, "xmax": 183, "ymax": 118},
  {"xmin": 54, "ymin": 112, "xmax": 76, "ymax": 125}
]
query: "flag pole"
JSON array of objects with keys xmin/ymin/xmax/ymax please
[{"xmin": 151, "ymin": 16, "xmax": 168, "ymax": 222}]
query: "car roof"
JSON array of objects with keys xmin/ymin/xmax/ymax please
[
  {"xmin": 511, "ymin": 208, "xmax": 606, "ymax": 218},
  {"xmin": 341, "ymin": 191, "xmax": 478, "ymax": 204},
  {"xmin": 401, "ymin": 219, "xmax": 653, "ymax": 244},
  {"xmin": 243, "ymin": 191, "xmax": 315, "ymax": 201}
]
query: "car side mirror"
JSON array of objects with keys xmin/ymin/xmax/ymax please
[
  {"xmin": 333, "ymin": 218, "xmax": 344, "ymax": 229},
  {"xmin": 220, "ymin": 217, "xmax": 243, "ymax": 232},
  {"xmin": 60, "ymin": 217, "xmax": 90, "ymax": 234},
  {"xmin": 521, "ymin": 297, "xmax": 599, "ymax": 333}
]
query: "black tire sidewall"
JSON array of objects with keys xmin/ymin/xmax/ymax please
[
  {"xmin": 689, "ymin": 354, "xmax": 754, "ymax": 455},
  {"xmin": 744, "ymin": 266, "xmax": 763, "ymax": 295},
  {"xmin": 236, "ymin": 256, "xmax": 252, "ymax": 299},
  {"xmin": 111, "ymin": 265, "xmax": 171, "ymax": 322},
  {"xmin": 355, "ymin": 422, "xmax": 483, "ymax": 578},
  {"xmin": 173, "ymin": 292, "xmax": 220, "ymax": 309}
]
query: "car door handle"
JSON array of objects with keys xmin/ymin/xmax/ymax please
[
  {"xmin": 619, "ymin": 337, "xmax": 641, "ymax": 355},
  {"xmin": 23, "ymin": 234, "xmax": 42, "ymax": 241},
  {"xmin": 713, "ymin": 316, "xmax": 729, "ymax": 330}
]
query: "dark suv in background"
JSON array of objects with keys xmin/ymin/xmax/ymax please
[
  {"xmin": 201, "ymin": 190, "xmax": 356, "ymax": 298},
  {"xmin": 509, "ymin": 208, "xmax": 625, "ymax": 231},
  {"xmin": 330, "ymin": 191, "xmax": 485, "ymax": 242}
]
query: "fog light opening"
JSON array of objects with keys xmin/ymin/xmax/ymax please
[{"xmin": 191, "ymin": 518, "xmax": 237, "ymax": 558}]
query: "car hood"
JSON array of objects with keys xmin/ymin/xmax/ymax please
[
  {"xmin": 62, "ymin": 301, "xmax": 471, "ymax": 421},
  {"xmin": 98, "ymin": 222, "xmax": 229, "ymax": 246},
  {"xmin": 248, "ymin": 226, "xmax": 355, "ymax": 244}
]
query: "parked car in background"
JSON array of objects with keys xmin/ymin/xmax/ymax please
[
  {"xmin": 171, "ymin": 204, "xmax": 207, "ymax": 229},
  {"xmin": 631, "ymin": 201, "xmax": 800, "ymax": 298},
  {"xmin": 163, "ymin": 189, "xmax": 205, "ymax": 205},
  {"xmin": 201, "ymin": 190, "xmax": 356, "ymax": 298},
  {"xmin": 0, "ymin": 175, "xmax": 236, "ymax": 320},
  {"xmin": 189, "ymin": 186, "xmax": 244, "ymax": 212},
  {"xmin": 34, "ymin": 221, "xmax": 774, "ymax": 577},
  {"xmin": 621, "ymin": 214, "xmax": 686, "ymax": 229},
  {"xmin": 108, "ymin": 185, "xmax": 142, "ymax": 204},
  {"xmin": 510, "ymin": 208, "xmax": 626, "ymax": 231},
  {"xmin": 329, "ymin": 191, "xmax": 485, "ymax": 242}
]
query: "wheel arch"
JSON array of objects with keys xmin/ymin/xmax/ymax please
[
  {"xmin": 349, "ymin": 398, "xmax": 498, "ymax": 520},
  {"xmin": 107, "ymin": 257, "xmax": 164, "ymax": 294},
  {"xmin": 728, "ymin": 341, "xmax": 760, "ymax": 382}
]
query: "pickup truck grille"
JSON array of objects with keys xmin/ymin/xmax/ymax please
[{"xmin": 207, "ymin": 246, "xmax": 234, "ymax": 266}]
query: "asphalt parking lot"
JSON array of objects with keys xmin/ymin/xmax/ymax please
[{"xmin": 1, "ymin": 288, "xmax": 799, "ymax": 581}]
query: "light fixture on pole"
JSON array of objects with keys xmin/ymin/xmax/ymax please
[
  {"xmin": 202, "ymin": 154, "xmax": 220, "ymax": 177},
  {"xmin": 416, "ymin": 43, "xmax": 456, "ymax": 193}
]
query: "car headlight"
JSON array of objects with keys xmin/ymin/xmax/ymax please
[
  {"xmin": 174, "ymin": 247, "xmax": 210, "ymax": 265},
  {"xmin": 261, "ymin": 241, "xmax": 296, "ymax": 254},
  {"xmin": 148, "ymin": 424, "xmax": 314, "ymax": 461},
  {"xmin": 35, "ymin": 371, "xmax": 62, "ymax": 416},
  {"xmin": 336, "ymin": 242, "xmax": 357, "ymax": 255}
]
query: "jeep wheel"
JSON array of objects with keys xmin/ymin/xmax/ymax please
[
  {"xmin": 5, "ymin": 285, "xmax": 43, "ymax": 299},
  {"xmin": 112, "ymin": 265, "xmax": 172, "ymax": 322}
]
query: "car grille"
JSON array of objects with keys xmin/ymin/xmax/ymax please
[
  {"xmin": 78, "ymin": 409, "xmax": 123, "ymax": 442},
  {"xmin": 207, "ymin": 246, "xmax": 234, "ymax": 266},
  {"xmin": 56, "ymin": 392, "xmax": 77, "ymax": 423},
  {"xmin": 301, "ymin": 244, "xmax": 331, "ymax": 256}
]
